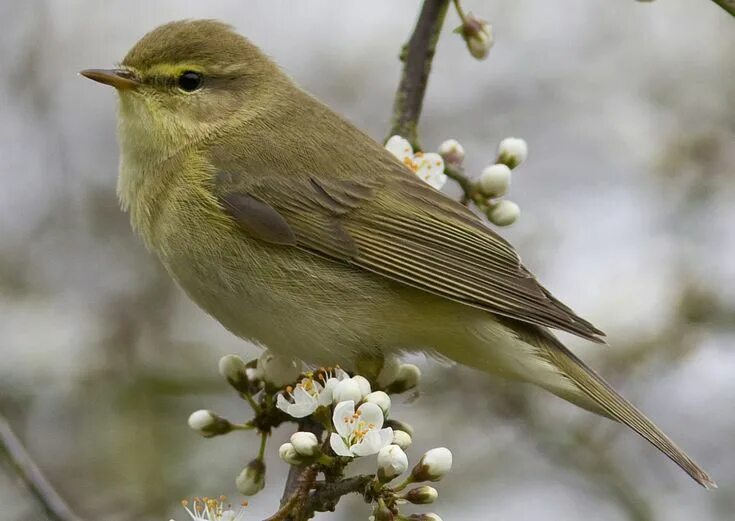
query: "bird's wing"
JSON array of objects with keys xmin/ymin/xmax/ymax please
[{"xmin": 216, "ymin": 166, "xmax": 605, "ymax": 343}]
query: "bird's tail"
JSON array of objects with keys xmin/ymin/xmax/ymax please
[{"xmin": 537, "ymin": 331, "xmax": 716, "ymax": 489}]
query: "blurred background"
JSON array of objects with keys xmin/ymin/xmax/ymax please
[{"xmin": 1, "ymin": 1, "xmax": 733, "ymax": 520}]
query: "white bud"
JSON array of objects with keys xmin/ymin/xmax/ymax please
[
  {"xmin": 245, "ymin": 367, "xmax": 261, "ymax": 383},
  {"xmin": 377, "ymin": 444, "xmax": 409, "ymax": 482},
  {"xmin": 258, "ymin": 350, "xmax": 301, "ymax": 387},
  {"xmin": 290, "ymin": 431, "xmax": 320, "ymax": 457},
  {"xmin": 412, "ymin": 447, "xmax": 452, "ymax": 482},
  {"xmin": 279, "ymin": 442, "xmax": 303, "ymax": 465},
  {"xmin": 332, "ymin": 378, "xmax": 363, "ymax": 404},
  {"xmin": 218, "ymin": 354, "xmax": 249, "ymax": 391},
  {"xmin": 392, "ymin": 429, "xmax": 412, "ymax": 450},
  {"xmin": 497, "ymin": 137, "xmax": 528, "ymax": 168},
  {"xmin": 365, "ymin": 391, "xmax": 391, "ymax": 417},
  {"xmin": 187, "ymin": 409, "xmax": 231, "ymax": 438},
  {"xmin": 376, "ymin": 356, "xmax": 402, "ymax": 388},
  {"xmin": 404, "ymin": 485, "xmax": 438, "ymax": 505},
  {"xmin": 487, "ymin": 200, "xmax": 520, "ymax": 227},
  {"xmin": 235, "ymin": 458, "xmax": 265, "ymax": 496},
  {"xmin": 460, "ymin": 15, "xmax": 494, "ymax": 60},
  {"xmin": 437, "ymin": 139, "xmax": 465, "ymax": 165},
  {"xmin": 479, "ymin": 164, "xmax": 511, "ymax": 197}
]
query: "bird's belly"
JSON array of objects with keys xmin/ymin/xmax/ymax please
[{"xmin": 160, "ymin": 229, "xmax": 430, "ymax": 366}]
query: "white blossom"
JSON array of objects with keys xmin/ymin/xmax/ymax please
[
  {"xmin": 290, "ymin": 431, "xmax": 320, "ymax": 457},
  {"xmin": 332, "ymin": 375, "xmax": 371, "ymax": 404},
  {"xmin": 177, "ymin": 497, "xmax": 247, "ymax": 521},
  {"xmin": 478, "ymin": 163, "xmax": 511, "ymax": 197},
  {"xmin": 365, "ymin": 391, "xmax": 391, "ymax": 417},
  {"xmin": 235, "ymin": 459, "xmax": 265, "ymax": 496},
  {"xmin": 497, "ymin": 137, "xmax": 528, "ymax": 168},
  {"xmin": 412, "ymin": 447, "xmax": 453, "ymax": 482},
  {"xmin": 385, "ymin": 135, "xmax": 447, "ymax": 190},
  {"xmin": 377, "ymin": 444, "xmax": 409, "ymax": 481},
  {"xmin": 329, "ymin": 401, "xmax": 393, "ymax": 457},
  {"xmin": 276, "ymin": 369, "xmax": 349, "ymax": 418},
  {"xmin": 258, "ymin": 350, "xmax": 301, "ymax": 387},
  {"xmin": 487, "ymin": 200, "xmax": 520, "ymax": 227},
  {"xmin": 462, "ymin": 15, "xmax": 494, "ymax": 60}
]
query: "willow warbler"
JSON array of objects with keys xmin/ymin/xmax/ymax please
[{"xmin": 81, "ymin": 19, "xmax": 713, "ymax": 488}]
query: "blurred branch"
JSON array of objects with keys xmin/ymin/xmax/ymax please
[
  {"xmin": 710, "ymin": 0, "xmax": 735, "ymax": 17},
  {"xmin": 388, "ymin": 0, "xmax": 451, "ymax": 150},
  {"xmin": 0, "ymin": 413, "xmax": 85, "ymax": 521}
]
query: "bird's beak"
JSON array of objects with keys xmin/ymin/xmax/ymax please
[{"xmin": 80, "ymin": 68, "xmax": 140, "ymax": 90}]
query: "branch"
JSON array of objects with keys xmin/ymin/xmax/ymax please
[
  {"xmin": 0, "ymin": 413, "xmax": 85, "ymax": 521},
  {"xmin": 388, "ymin": 0, "xmax": 451, "ymax": 150},
  {"xmin": 301, "ymin": 475, "xmax": 373, "ymax": 518},
  {"xmin": 276, "ymin": 420, "xmax": 323, "ymax": 521},
  {"xmin": 710, "ymin": 0, "xmax": 735, "ymax": 17}
]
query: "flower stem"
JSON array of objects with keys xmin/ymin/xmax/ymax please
[
  {"xmin": 391, "ymin": 475, "xmax": 415, "ymax": 493},
  {"xmin": 452, "ymin": 0, "xmax": 468, "ymax": 25},
  {"xmin": 241, "ymin": 391, "xmax": 261, "ymax": 414},
  {"xmin": 258, "ymin": 430, "xmax": 268, "ymax": 460}
]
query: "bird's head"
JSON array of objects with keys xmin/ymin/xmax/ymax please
[{"xmin": 81, "ymin": 19, "xmax": 284, "ymax": 159}]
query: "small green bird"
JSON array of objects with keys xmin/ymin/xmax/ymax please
[{"xmin": 81, "ymin": 19, "xmax": 714, "ymax": 488}]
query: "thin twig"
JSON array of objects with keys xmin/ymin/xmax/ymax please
[
  {"xmin": 0, "ymin": 413, "xmax": 85, "ymax": 521},
  {"xmin": 710, "ymin": 0, "xmax": 735, "ymax": 17},
  {"xmin": 388, "ymin": 0, "xmax": 451, "ymax": 150}
]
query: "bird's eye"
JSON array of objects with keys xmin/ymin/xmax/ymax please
[{"xmin": 177, "ymin": 71, "xmax": 203, "ymax": 92}]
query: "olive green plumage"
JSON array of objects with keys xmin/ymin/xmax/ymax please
[{"xmin": 82, "ymin": 19, "xmax": 714, "ymax": 488}]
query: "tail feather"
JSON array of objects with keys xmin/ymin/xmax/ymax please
[{"xmin": 541, "ymin": 335, "xmax": 716, "ymax": 489}]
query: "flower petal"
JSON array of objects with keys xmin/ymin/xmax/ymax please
[
  {"xmin": 351, "ymin": 429, "xmax": 389, "ymax": 457},
  {"xmin": 377, "ymin": 427, "xmax": 394, "ymax": 449},
  {"xmin": 356, "ymin": 402, "xmax": 384, "ymax": 429},
  {"xmin": 293, "ymin": 384, "xmax": 316, "ymax": 405},
  {"xmin": 330, "ymin": 433, "xmax": 353, "ymax": 457},
  {"xmin": 333, "ymin": 400, "xmax": 356, "ymax": 438},
  {"xmin": 276, "ymin": 393, "xmax": 291, "ymax": 414},
  {"xmin": 319, "ymin": 378, "xmax": 338, "ymax": 406},
  {"xmin": 385, "ymin": 135, "xmax": 413, "ymax": 162},
  {"xmin": 287, "ymin": 402, "xmax": 317, "ymax": 418},
  {"xmin": 415, "ymin": 153, "xmax": 447, "ymax": 190}
]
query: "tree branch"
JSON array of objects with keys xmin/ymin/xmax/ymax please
[
  {"xmin": 301, "ymin": 475, "xmax": 373, "ymax": 518},
  {"xmin": 388, "ymin": 0, "xmax": 451, "ymax": 150},
  {"xmin": 0, "ymin": 413, "xmax": 85, "ymax": 521},
  {"xmin": 710, "ymin": 0, "xmax": 735, "ymax": 17}
]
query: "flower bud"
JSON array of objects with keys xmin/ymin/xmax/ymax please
[
  {"xmin": 279, "ymin": 442, "xmax": 303, "ymax": 466},
  {"xmin": 258, "ymin": 350, "xmax": 301, "ymax": 387},
  {"xmin": 385, "ymin": 419, "xmax": 414, "ymax": 438},
  {"xmin": 411, "ymin": 447, "xmax": 452, "ymax": 482},
  {"xmin": 392, "ymin": 429, "xmax": 412, "ymax": 450},
  {"xmin": 487, "ymin": 200, "xmax": 520, "ymax": 227},
  {"xmin": 388, "ymin": 363, "xmax": 421, "ymax": 393},
  {"xmin": 373, "ymin": 502, "xmax": 395, "ymax": 521},
  {"xmin": 290, "ymin": 431, "xmax": 320, "ymax": 457},
  {"xmin": 377, "ymin": 444, "xmax": 409, "ymax": 482},
  {"xmin": 496, "ymin": 137, "xmax": 528, "ymax": 169},
  {"xmin": 332, "ymin": 378, "xmax": 363, "ymax": 404},
  {"xmin": 407, "ymin": 514, "xmax": 443, "ymax": 521},
  {"xmin": 235, "ymin": 458, "xmax": 266, "ymax": 496},
  {"xmin": 479, "ymin": 164, "xmax": 511, "ymax": 198},
  {"xmin": 438, "ymin": 139, "xmax": 465, "ymax": 165},
  {"xmin": 218, "ymin": 354, "xmax": 250, "ymax": 392},
  {"xmin": 187, "ymin": 409, "xmax": 232, "ymax": 438},
  {"xmin": 404, "ymin": 485, "xmax": 438, "ymax": 505},
  {"xmin": 365, "ymin": 391, "xmax": 391, "ymax": 417},
  {"xmin": 459, "ymin": 14, "xmax": 493, "ymax": 60}
]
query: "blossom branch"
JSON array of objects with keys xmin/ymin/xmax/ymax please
[
  {"xmin": 300, "ymin": 475, "xmax": 374, "ymax": 517},
  {"xmin": 388, "ymin": 0, "xmax": 451, "ymax": 150},
  {"xmin": 0, "ymin": 413, "xmax": 85, "ymax": 521}
]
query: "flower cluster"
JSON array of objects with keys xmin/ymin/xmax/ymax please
[{"xmin": 184, "ymin": 351, "xmax": 450, "ymax": 519}]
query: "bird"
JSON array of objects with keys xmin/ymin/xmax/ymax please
[{"xmin": 80, "ymin": 19, "xmax": 714, "ymax": 488}]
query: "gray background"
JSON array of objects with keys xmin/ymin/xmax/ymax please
[{"xmin": 1, "ymin": 1, "xmax": 733, "ymax": 520}]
